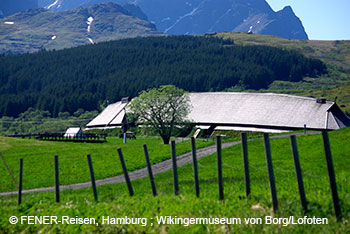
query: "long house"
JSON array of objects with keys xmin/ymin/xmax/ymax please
[{"xmin": 86, "ymin": 92, "xmax": 350, "ymax": 133}]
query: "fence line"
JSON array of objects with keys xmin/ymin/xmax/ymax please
[{"xmin": 9, "ymin": 131, "xmax": 342, "ymax": 218}]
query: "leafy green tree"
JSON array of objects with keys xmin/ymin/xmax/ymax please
[{"xmin": 128, "ymin": 85, "xmax": 191, "ymax": 144}]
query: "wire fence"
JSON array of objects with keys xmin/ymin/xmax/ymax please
[{"xmin": 0, "ymin": 132, "xmax": 344, "ymax": 218}]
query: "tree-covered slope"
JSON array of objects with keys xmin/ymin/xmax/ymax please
[
  {"xmin": 215, "ymin": 32, "xmax": 350, "ymax": 114},
  {"xmin": 0, "ymin": 36, "xmax": 326, "ymax": 117}
]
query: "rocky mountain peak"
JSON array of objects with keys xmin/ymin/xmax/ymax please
[
  {"xmin": 0, "ymin": 2, "xmax": 161, "ymax": 54},
  {"xmin": 122, "ymin": 0, "xmax": 308, "ymax": 39},
  {"xmin": 278, "ymin": 5, "xmax": 295, "ymax": 17}
]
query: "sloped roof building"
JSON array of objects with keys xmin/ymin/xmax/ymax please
[
  {"xmin": 86, "ymin": 100, "xmax": 128, "ymax": 129},
  {"xmin": 64, "ymin": 127, "xmax": 85, "ymax": 138},
  {"xmin": 86, "ymin": 92, "xmax": 350, "ymax": 132}
]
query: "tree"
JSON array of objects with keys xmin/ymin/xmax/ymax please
[{"xmin": 128, "ymin": 85, "xmax": 191, "ymax": 144}]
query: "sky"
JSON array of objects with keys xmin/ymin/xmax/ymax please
[{"xmin": 266, "ymin": 0, "xmax": 350, "ymax": 40}]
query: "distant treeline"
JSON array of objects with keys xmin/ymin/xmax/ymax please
[
  {"xmin": 0, "ymin": 108, "xmax": 98, "ymax": 135},
  {"xmin": 0, "ymin": 36, "xmax": 326, "ymax": 117}
]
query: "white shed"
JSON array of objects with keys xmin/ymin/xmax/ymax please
[{"xmin": 64, "ymin": 127, "xmax": 85, "ymax": 138}]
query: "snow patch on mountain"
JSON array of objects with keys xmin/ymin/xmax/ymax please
[
  {"xmin": 46, "ymin": 0, "xmax": 60, "ymax": 10},
  {"xmin": 164, "ymin": 7, "xmax": 199, "ymax": 33},
  {"xmin": 86, "ymin": 16, "xmax": 94, "ymax": 33},
  {"xmin": 248, "ymin": 26, "xmax": 253, "ymax": 33},
  {"xmin": 161, "ymin": 17, "xmax": 170, "ymax": 22}
]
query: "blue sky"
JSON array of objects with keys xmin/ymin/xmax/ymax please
[{"xmin": 266, "ymin": 0, "xmax": 350, "ymax": 40}]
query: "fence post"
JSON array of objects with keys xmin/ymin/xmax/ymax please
[
  {"xmin": 322, "ymin": 131, "xmax": 341, "ymax": 218},
  {"xmin": 18, "ymin": 158, "xmax": 23, "ymax": 206},
  {"xmin": 87, "ymin": 154, "xmax": 98, "ymax": 202},
  {"xmin": 216, "ymin": 136, "xmax": 224, "ymax": 200},
  {"xmin": 54, "ymin": 155, "xmax": 60, "ymax": 203},
  {"xmin": 143, "ymin": 144, "xmax": 157, "ymax": 196},
  {"xmin": 117, "ymin": 148, "xmax": 134, "ymax": 196},
  {"xmin": 0, "ymin": 152, "xmax": 18, "ymax": 188},
  {"xmin": 123, "ymin": 133, "xmax": 127, "ymax": 144},
  {"xmin": 191, "ymin": 137, "xmax": 200, "ymax": 197},
  {"xmin": 290, "ymin": 136, "xmax": 307, "ymax": 211},
  {"xmin": 241, "ymin": 133, "xmax": 250, "ymax": 197},
  {"xmin": 171, "ymin": 141, "xmax": 179, "ymax": 195},
  {"xmin": 263, "ymin": 133, "xmax": 278, "ymax": 212}
]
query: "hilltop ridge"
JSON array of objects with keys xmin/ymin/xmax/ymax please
[{"xmin": 0, "ymin": 2, "xmax": 161, "ymax": 54}]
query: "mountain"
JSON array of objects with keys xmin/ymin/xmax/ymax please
[
  {"xmin": 39, "ymin": 0, "xmax": 129, "ymax": 11},
  {"xmin": 0, "ymin": 2, "xmax": 161, "ymax": 54},
  {"xmin": 0, "ymin": 0, "xmax": 38, "ymax": 18},
  {"xmin": 38, "ymin": 0, "xmax": 147, "ymax": 19},
  {"xmin": 39, "ymin": 0, "xmax": 308, "ymax": 40},
  {"xmin": 135, "ymin": 0, "xmax": 308, "ymax": 39}
]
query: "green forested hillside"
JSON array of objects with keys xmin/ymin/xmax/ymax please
[
  {"xmin": 0, "ymin": 36, "xmax": 326, "ymax": 117},
  {"xmin": 216, "ymin": 33, "xmax": 350, "ymax": 114}
]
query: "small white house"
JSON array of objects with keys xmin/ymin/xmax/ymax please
[{"xmin": 64, "ymin": 127, "xmax": 85, "ymax": 138}]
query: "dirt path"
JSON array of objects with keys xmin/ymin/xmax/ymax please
[{"xmin": 0, "ymin": 132, "xmax": 319, "ymax": 197}]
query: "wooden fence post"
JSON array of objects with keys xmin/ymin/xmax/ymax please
[
  {"xmin": 263, "ymin": 133, "xmax": 278, "ymax": 212},
  {"xmin": 322, "ymin": 131, "xmax": 341, "ymax": 218},
  {"xmin": 216, "ymin": 135, "xmax": 224, "ymax": 200},
  {"xmin": 87, "ymin": 154, "xmax": 98, "ymax": 202},
  {"xmin": 290, "ymin": 135, "xmax": 307, "ymax": 211},
  {"xmin": 143, "ymin": 144, "xmax": 157, "ymax": 196},
  {"xmin": 0, "ymin": 152, "xmax": 18, "ymax": 188},
  {"xmin": 117, "ymin": 148, "xmax": 134, "ymax": 196},
  {"xmin": 171, "ymin": 141, "xmax": 179, "ymax": 195},
  {"xmin": 191, "ymin": 137, "xmax": 200, "ymax": 197},
  {"xmin": 18, "ymin": 158, "xmax": 23, "ymax": 206},
  {"xmin": 241, "ymin": 133, "xmax": 250, "ymax": 197},
  {"xmin": 54, "ymin": 155, "xmax": 60, "ymax": 203}
]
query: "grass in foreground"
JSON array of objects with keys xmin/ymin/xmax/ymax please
[
  {"xmin": 0, "ymin": 128, "xmax": 349, "ymax": 233},
  {"xmin": 0, "ymin": 137, "xmax": 213, "ymax": 192}
]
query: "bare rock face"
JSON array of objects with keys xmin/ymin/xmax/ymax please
[
  {"xmin": 6, "ymin": 0, "xmax": 307, "ymax": 40},
  {"xmin": 133, "ymin": 0, "xmax": 308, "ymax": 39},
  {"xmin": 39, "ymin": 0, "xmax": 308, "ymax": 39}
]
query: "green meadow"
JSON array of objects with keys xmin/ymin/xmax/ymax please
[
  {"xmin": 0, "ymin": 137, "xmax": 213, "ymax": 192},
  {"xmin": 0, "ymin": 128, "xmax": 349, "ymax": 233}
]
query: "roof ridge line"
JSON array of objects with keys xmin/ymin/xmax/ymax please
[{"xmin": 188, "ymin": 92, "xmax": 334, "ymax": 103}]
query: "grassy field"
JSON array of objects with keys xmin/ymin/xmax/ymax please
[
  {"xmin": 0, "ymin": 137, "xmax": 213, "ymax": 193},
  {"xmin": 0, "ymin": 128, "xmax": 349, "ymax": 233}
]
